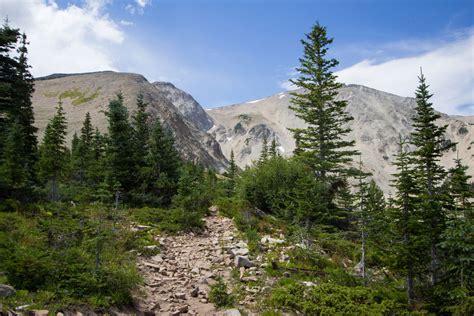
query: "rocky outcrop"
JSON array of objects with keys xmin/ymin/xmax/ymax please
[{"xmin": 153, "ymin": 82, "xmax": 214, "ymax": 132}]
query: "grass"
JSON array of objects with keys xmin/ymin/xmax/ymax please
[{"xmin": 44, "ymin": 87, "xmax": 101, "ymax": 105}]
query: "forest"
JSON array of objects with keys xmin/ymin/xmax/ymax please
[{"xmin": 0, "ymin": 20, "xmax": 472, "ymax": 315}]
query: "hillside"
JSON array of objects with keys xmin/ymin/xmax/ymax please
[
  {"xmin": 206, "ymin": 84, "xmax": 473, "ymax": 192},
  {"xmin": 32, "ymin": 71, "xmax": 228, "ymax": 171}
]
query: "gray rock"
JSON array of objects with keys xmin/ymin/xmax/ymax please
[
  {"xmin": 215, "ymin": 308, "xmax": 241, "ymax": 316},
  {"xmin": 0, "ymin": 284, "xmax": 15, "ymax": 297},
  {"xmin": 234, "ymin": 256, "xmax": 255, "ymax": 268}
]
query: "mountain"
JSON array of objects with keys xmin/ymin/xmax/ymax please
[
  {"xmin": 206, "ymin": 84, "xmax": 474, "ymax": 192},
  {"xmin": 152, "ymin": 81, "xmax": 214, "ymax": 132},
  {"xmin": 32, "ymin": 71, "xmax": 228, "ymax": 171}
]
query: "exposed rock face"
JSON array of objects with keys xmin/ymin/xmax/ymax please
[
  {"xmin": 32, "ymin": 71, "xmax": 228, "ymax": 171},
  {"xmin": 152, "ymin": 81, "xmax": 215, "ymax": 132},
  {"xmin": 0, "ymin": 284, "xmax": 15, "ymax": 297},
  {"xmin": 207, "ymin": 85, "xmax": 473, "ymax": 193}
]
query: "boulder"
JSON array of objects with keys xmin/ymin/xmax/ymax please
[
  {"xmin": 29, "ymin": 311, "xmax": 49, "ymax": 316},
  {"xmin": 215, "ymin": 309, "xmax": 241, "ymax": 316},
  {"xmin": 234, "ymin": 256, "xmax": 255, "ymax": 268},
  {"xmin": 0, "ymin": 284, "xmax": 15, "ymax": 297}
]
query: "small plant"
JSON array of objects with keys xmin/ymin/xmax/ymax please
[{"xmin": 209, "ymin": 276, "xmax": 234, "ymax": 308}]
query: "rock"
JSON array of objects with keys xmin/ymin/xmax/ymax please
[
  {"xmin": 190, "ymin": 287, "xmax": 199, "ymax": 298},
  {"xmin": 234, "ymin": 256, "xmax": 255, "ymax": 268},
  {"xmin": 29, "ymin": 311, "xmax": 49, "ymax": 316},
  {"xmin": 151, "ymin": 302, "xmax": 161, "ymax": 310},
  {"xmin": 57, "ymin": 313, "xmax": 65, "ymax": 316},
  {"xmin": 151, "ymin": 254, "xmax": 163, "ymax": 263},
  {"xmin": 302, "ymin": 281, "xmax": 316, "ymax": 287},
  {"xmin": 215, "ymin": 309, "xmax": 241, "ymax": 316},
  {"xmin": 174, "ymin": 292, "xmax": 186, "ymax": 300},
  {"xmin": 239, "ymin": 267, "xmax": 245, "ymax": 280},
  {"xmin": 235, "ymin": 241, "xmax": 248, "ymax": 249},
  {"xmin": 171, "ymin": 305, "xmax": 188, "ymax": 315},
  {"xmin": 0, "ymin": 284, "xmax": 15, "ymax": 297},
  {"xmin": 241, "ymin": 276, "xmax": 258, "ymax": 283},
  {"xmin": 136, "ymin": 225, "xmax": 152, "ymax": 231},
  {"xmin": 261, "ymin": 235, "xmax": 285, "ymax": 245},
  {"xmin": 230, "ymin": 248, "xmax": 249, "ymax": 257}
]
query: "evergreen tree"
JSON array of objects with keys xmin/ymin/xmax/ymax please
[
  {"xmin": 289, "ymin": 22, "xmax": 358, "ymax": 182},
  {"xmin": 13, "ymin": 33, "xmax": 37, "ymax": 177},
  {"xmin": 104, "ymin": 93, "xmax": 136, "ymax": 194},
  {"xmin": 89, "ymin": 127, "xmax": 107, "ymax": 185},
  {"xmin": 143, "ymin": 119, "xmax": 181, "ymax": 205},
  {"xmin": 410, "ymin": 70, "xmax": 455, "ymax": 286},
  {"xmin": 438, "ymin": 156, "xmax": 473, "ymax": 308},
  {"xmin": 0, "ymin": 23, "xmax": 37, "ymax": 196},
  {"xmin": 390, "ymin": 137, "xmax": 421, "ymax": 306},
  {"xmin": 0, "ymin": 119, "xmax": 29, "ymax": 198},
  {"xmin": 259, "ymin": 135, "xmax": 268, "ymax": 163},
  {"xmin": 354, "ymin": 159, "xmax": 369, "ymax": 284},
  {"xmin": 38, "ymin": 102, "xmax": 68, "ymax": 201},
  {"xmin": 269, "ymin": 137, "xmax": 278, "ymax": 158},
  {"xmin": 132, "ymin": 94, "xmax": 150, "ymax": 171},
  {"xmin": 70, "ymin": 132, "xmax": 81, "ymax": 181},
  {"xmin": 227, "ymin": 149, "xmax": 238, "ymax": 195}
]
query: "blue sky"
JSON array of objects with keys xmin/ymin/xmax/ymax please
[{"xmin": 1, "ymin": 0, "xmax": 473, "ymax": 114}]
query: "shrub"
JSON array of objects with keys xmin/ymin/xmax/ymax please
[
  {"xmin": 269, "ymin": 280, "xmax": 402, "ymax": 315},
  {"xmin": 209, "ymin": 276, "xmax": 234, "ymax": 308}
]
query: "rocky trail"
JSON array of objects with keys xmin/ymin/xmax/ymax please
[{"xmin": 134, "ymin": 209, "xmax": 253, "ymax": 316}]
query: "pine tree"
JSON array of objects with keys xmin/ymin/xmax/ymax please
[
  {"xmin": 0, "ymin": 119, "xmax": 28, "ymax": 198},
  {"xmin": 354, "ymin": 158, "xmax": 371, "ymax": 284},
  {"xmin": 390, "ymin": 137, "xmax": 421, "ymax": 306},
  {"xmin": 13, "ymin": 33, "xmax": 37, "ymax": 177},
  {"xmin": 227, "ymin": 149, "xmax": 238, "ymax": 195},
  {"xmin": 259, "ymin": 135, "xmax": 268, "ymax": 163},
  {"xmin": 132, "ymin": 94, "xmax": 150, "ymax": 170},
  {"xmin": 38, "ymin": 102, "xmax": 68, "ymax": 201},
  {"xmin": 104, "ymin": 93, "xmax": 136, "ymax": 194},
  {"xmin": 0, "ymin": 23, "xmax": 37, "ymax": 196},
  {"xmin": 269, "ymin": 137, "xmax": 278, "ymax": 158},
  {"xmin": 289, "ymin": 22, "xmax": 358, "ymax": 182},
  {"xmin": 438, "ymin": 156, "xmax": 473, "ymax": 298},
  {"xmin": 410, "ymin": 70, "xmax": 455, "ymax": 286},
  {"xmin": 143, "ymin": 119, "xmax": 181, "ymax": 205}
]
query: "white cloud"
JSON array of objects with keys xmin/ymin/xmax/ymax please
[
  {"xmin": 120, "ymin": 19, "xmax": 134, "ymax": 26},
  {"xmin": 336, "ymin": 31, "xmax": 474, "ymax": 115},
  {"xmin": 0, "ymin": 0, "xmax": 124, "ymax": 76},
  {"xmin": 136, "ymin": 0, "xmax": 152, "ymax": 8},
  {"xmin": 125, "ymin": 0, "xmax": 151, "ymax": 15},
  {"xmin": 279, "ymin": 80, "xmax": 297, "ymax": 91}
]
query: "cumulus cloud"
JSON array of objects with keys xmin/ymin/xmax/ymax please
[
  {"xmin": 336, "ymin": 31, "xmax": 474, "ymax": 115},
  {"xmin": 0, "ymin": 0, "xmax": 124, "ymax": 76}
]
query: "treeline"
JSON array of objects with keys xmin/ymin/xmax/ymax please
[{"xmin": 222, "ymin": 23, "xmax": 473, "ymax": 314}]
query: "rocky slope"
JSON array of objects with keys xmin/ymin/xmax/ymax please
[
  {"xmin": 206, "ymin": 85, "xmax": 474, "ymax": 192},
  {"xmin": 32, "ymin": 71, "xmax": 228, "ymax": 171},
  {"xmin": 152, "ymin": 81, "xmax": 214, "ymax": 132}
]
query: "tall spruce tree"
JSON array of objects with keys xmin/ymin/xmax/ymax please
[
  {"xmin": 104, "ymin": 93, "xmax": 136, "ymax": 194},
  {"xmin": 0, "ymin": 23, "xmax": 37, "ymax": 197},
  {"xmin": 289, "ymin": 22, "xmax": 357, "ymax": 183},
  {"xmin": 143, "ymin": 119, "xmax": 181, "ymax": 205},
  {"xmin": 269, "ymin": 137, "xmax": 278, "ymax": 158},
  {"xmin": 132, "ymin": 94, "xmax": 150, "ymax": 171},
  {"xmin": 38, "ymin": 102, "xmax": 68, "ymax": 201},
  {"xmin": 259, "ymin": 135, "xmax": 269, "ymax": 163},
  {"xmin": 390, "ymin": 137, "xmax": 421, "ymax": 306},
  {"xmin": 410, "ymin": 70, "xmax": 455, "ymax": 286}
]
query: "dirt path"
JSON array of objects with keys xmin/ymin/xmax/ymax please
[{"xmin": 134, "ymin": 212, "xmax": 243, "ymax": 315}]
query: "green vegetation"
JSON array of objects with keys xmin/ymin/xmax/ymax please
[
  {"xmin": 209, "ymin": 277, "xmax": 235, "ymax": 308},
  {"xmin": 55, "ymin": 87, "xmax": 101, "ymax": 105}
]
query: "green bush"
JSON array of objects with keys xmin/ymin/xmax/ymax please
[
  {"xmin": 209, "ymin": 276, "xmax": 234, "ymax": 308},
  {"xmin": 130, "ymin": 207, "xmax": 204, "ymax": 234},
  {"xmin": 269, "ymin": 280, "xmax": 402, "ymax": 315}
]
